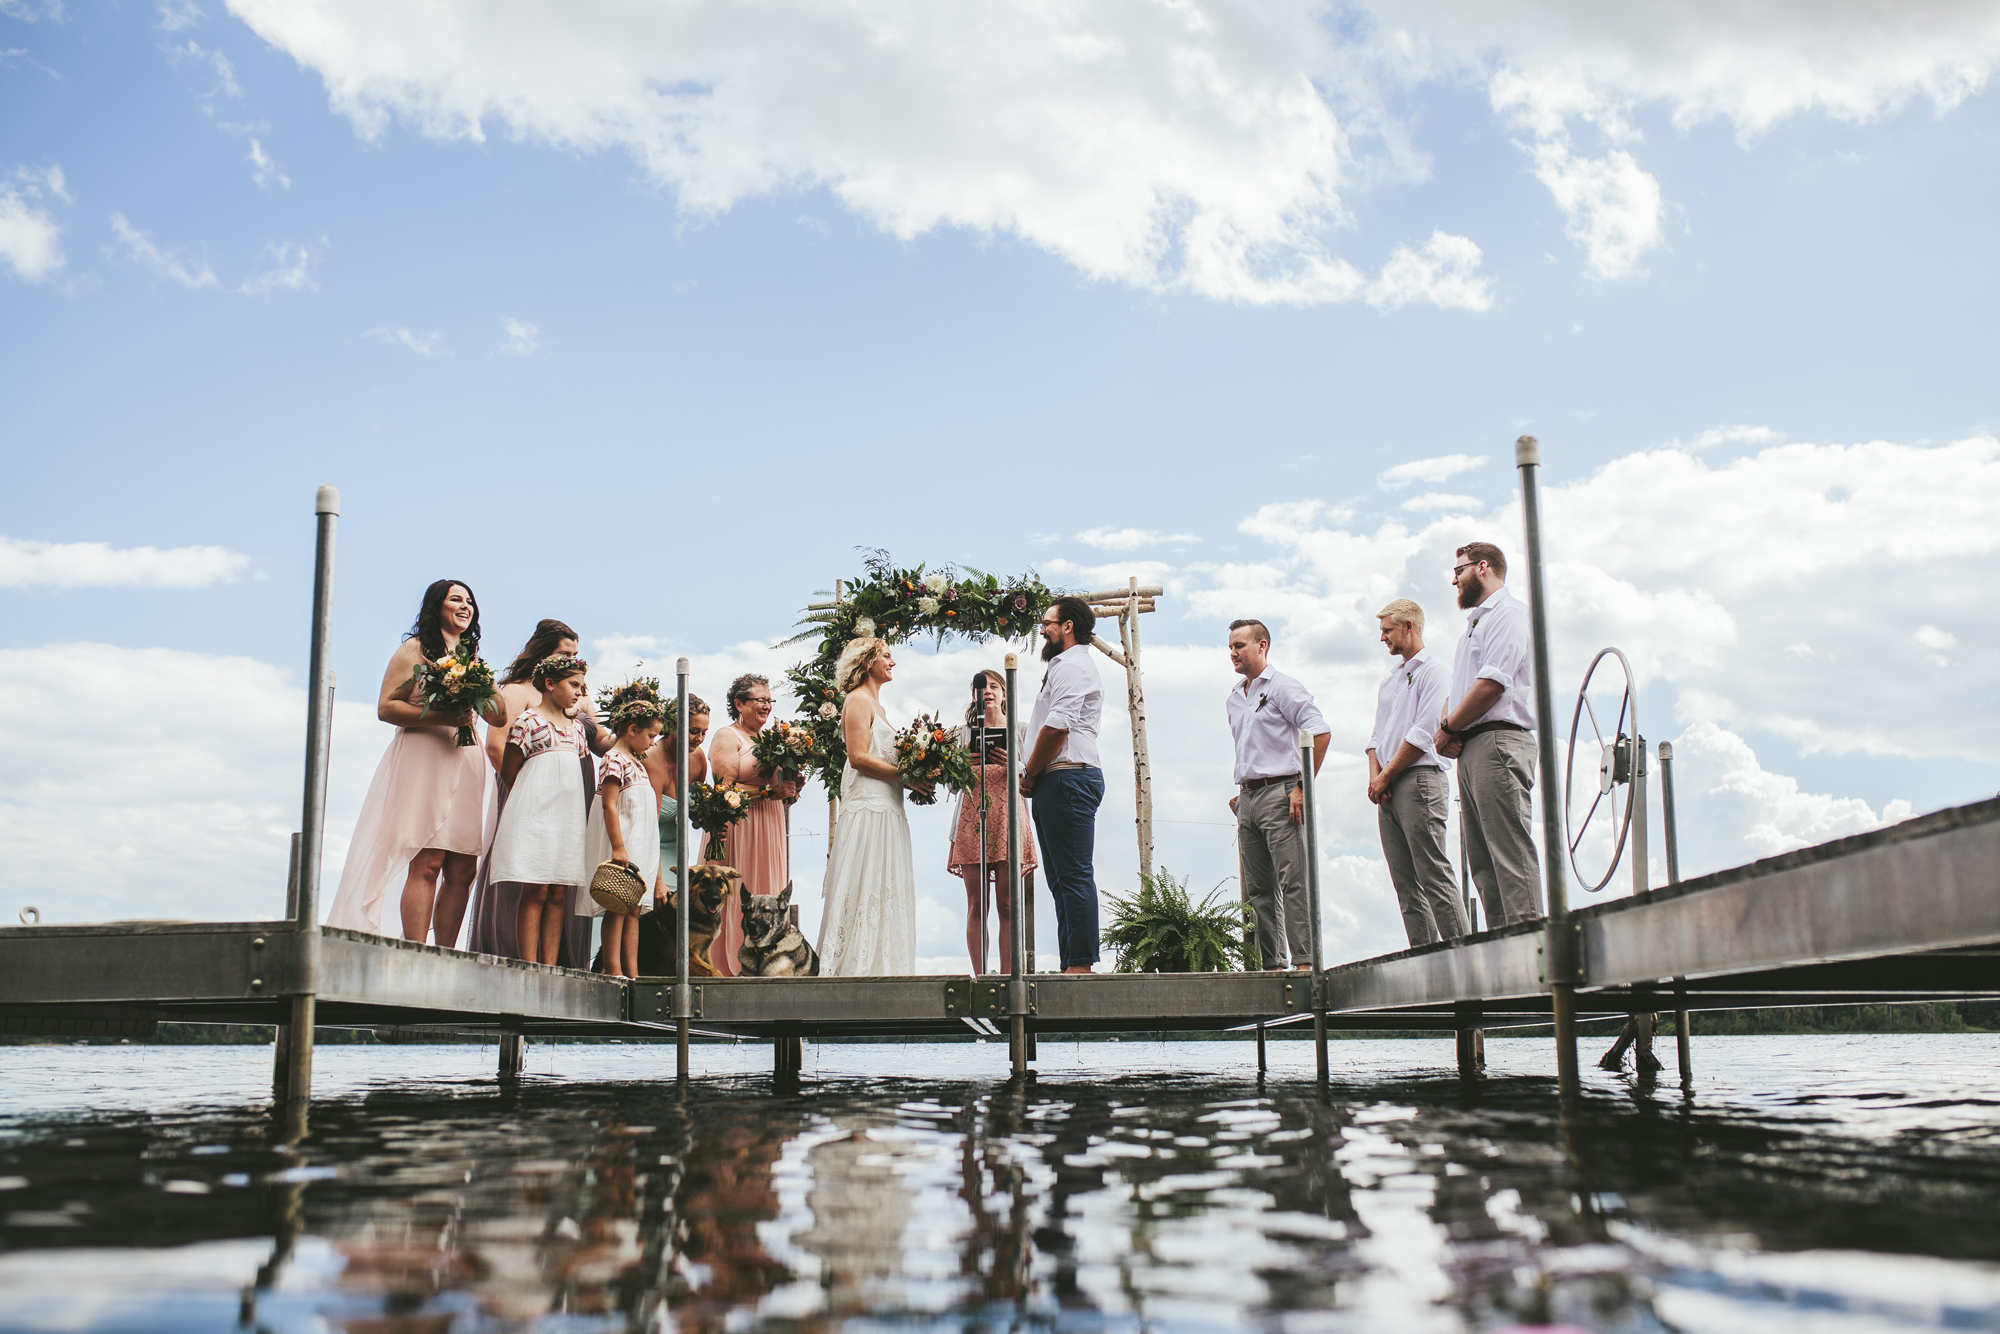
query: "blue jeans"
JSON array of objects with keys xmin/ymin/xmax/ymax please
[{"xmin": 1031, "ymin": 766, "xmax": 1104, "ymax": 969}]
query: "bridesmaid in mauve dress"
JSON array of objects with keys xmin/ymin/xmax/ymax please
[
  {"xmin": 327, "ymin": 580, "xmax": 505, "ymax": 943},
  {"xmin": 705, "ymin": 673, "xmax": 800, "ymax": 977}
]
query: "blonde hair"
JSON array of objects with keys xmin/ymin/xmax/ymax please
[
  {"xmin": 836, "ymin": 637, "xmax": 889, "ymax": 693},
  {"xmin": 1376, "ymin": 599, "xmax": 1424, "ymax": 633}
]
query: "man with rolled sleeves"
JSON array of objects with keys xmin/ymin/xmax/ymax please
[
  {"xmin": 1225, "ymin": 619, "xmax": 1331, "ymax": 971},
  {"xmin": 1368, "ymin": 598, "xmax": 1465, "ymax": 946},
  {"xmin": 1433, "ymin": 541, "xmax": 1543, "ymax": 927}
]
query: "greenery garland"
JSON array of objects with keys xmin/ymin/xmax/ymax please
[{"xmin": 784, "ymin": 549, "xmax": 1064, "ymax": 798}]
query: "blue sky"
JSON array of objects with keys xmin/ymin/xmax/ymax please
[{"xmin": 4, "ymin": 0, "xmax": 1996, "ymax": 962}]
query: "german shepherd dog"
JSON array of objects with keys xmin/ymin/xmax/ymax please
[
  {"xmin": 737, "ymin": 882, "xmax": 819, "ymax": 977},
  {"xmin": 630, "ymin": 864, "xmax": 740, "ymax": 977}
]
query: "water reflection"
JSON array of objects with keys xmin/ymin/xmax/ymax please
[{"xmin": 1, "ymin": 1040, "xmax": 1999, "ymax": 1332}]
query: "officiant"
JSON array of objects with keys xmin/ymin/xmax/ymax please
[{"xmin": 951, "ymin": 669, "xmax": 1037, "ymax": 975}]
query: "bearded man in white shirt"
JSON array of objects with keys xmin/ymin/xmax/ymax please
[
  {"xmin": 1020, "ymin": 595, "xmax": 1106, "ymax": 973},
  {"xmin": 1368, "ymin": 599, "xmax": 1465, "ymax": 946},
  {"xmin": 1432, "ymin": 541, "xmax": 1544, "ymax": 927}
]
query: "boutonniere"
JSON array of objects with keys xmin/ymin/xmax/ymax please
[{"xmin": 1255, "ymin": 693, "xmax": 1268, "ymax": 711}]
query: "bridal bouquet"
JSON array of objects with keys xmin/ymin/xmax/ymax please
[
  {"xmin": 406, "ymin": 635, "xmax": 498, "ymax": 747},
  {"xmin": 750, "ymin": 719, "xmax": 820, "ymax": 789},
  {"xmin": 893, "ymin": 713, "xmax": 976, "ymax": 806},
  {"xmin": 686, "ymin": 780, "xmax": 759, "ymax": 837}
]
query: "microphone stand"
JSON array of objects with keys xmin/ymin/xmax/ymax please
[{"xmin": 975, "ymin": 701, "xmax": 991, "ymax": 975}]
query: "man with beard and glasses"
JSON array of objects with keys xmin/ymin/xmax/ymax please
[
  {"xmin": 1019, "ymin": 595, "xmax": 1105, "ymax": 973},
  {"xmin": 1433, "ymin": 542, "xmax": 1544, "ymax": 928}
]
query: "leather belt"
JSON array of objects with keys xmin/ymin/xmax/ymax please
[
  {"xmin": 1459, "ymin": 721, "xmax": 1528, "ymax": 741},
  {"xmin": 1042, "ymin": 761, "xmax": 1089, "ymax": 772},
  {"xmin": 1240, "ymin": 773, "xmax": 1300, "ymax": 791}
]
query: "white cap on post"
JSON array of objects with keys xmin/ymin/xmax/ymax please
[
  {"xmin": 1005, "ymin": 652, "xmax": 1018, "ymax": 669},
  {"xmin": 315, "ymin": 484, "xmax": 341, "ymax": 515},
  {"xmin": 1514, "ymin": 435, "xmax": 1540, "ymax": 466},
  {"xmin": 677, "ymin": 656, "xmax": 690, "ymax": 673}
]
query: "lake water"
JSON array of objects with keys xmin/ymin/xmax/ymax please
[{"xmin": 1, "ymin": 1034, "xmax": 1997, "ymax": 1333}]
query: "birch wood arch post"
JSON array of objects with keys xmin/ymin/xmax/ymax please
[{"xmin": 789, "ymin": 552, "xmax": 1162, "ymax": 878}]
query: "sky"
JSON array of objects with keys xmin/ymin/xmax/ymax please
[{"xmin": 3, "ymin": 0, "xmax": 1997, "ymax": 970}]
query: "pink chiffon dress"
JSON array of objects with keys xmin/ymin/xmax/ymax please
[
  {"xmin": 711, "ymin": 723, "xmax": 789, "ymax": 978},
  {"xmin": 326, "ymin": 673, "xmax": 492, "ymax": 938}
]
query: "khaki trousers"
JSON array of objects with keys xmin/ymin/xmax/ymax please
[
  {"xmin": 1236, "ymin": 781, "xmax": 1312, "ymax": 968},
  {"xmin": 1456, "ymin": 728, "xmax": 1544, "ymax": 927},
  {"xmin": 1377, "ymin": 766, "xmax": 1465, "ymax": 946}
]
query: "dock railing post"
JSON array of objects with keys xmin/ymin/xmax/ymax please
[
  {"xmin": 675, "ymin": 658, "xmax": 692, "ymax": 1084},
  {"xmin": 1005, "ymin": 653, "xmax": 1028, "ymax": 1076},
  {"xmin": 1300, "ymin": 728, "xmax": 1328, "ymax": 1088},
  {"xmin": 1516, "ymin": 438, "xmax": 1580, "ymax": 1100},
  {"xmin": 276, "ymin": 484, "xmax": 337, "ymax": 1117},
  {"xmin": 1659, "ymin": 740, "xmax": 1692, "ymax": 1086}
]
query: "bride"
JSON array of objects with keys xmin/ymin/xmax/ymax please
[{"xmin": 818, "ymin": 636, "xmax": 930, "ymax": 976}]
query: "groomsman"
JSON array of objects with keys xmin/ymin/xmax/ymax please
[
  {"xmin": 1225, "ymin": 619, "xmax": 1330, "ymax": 971},
  {"xmin": 1021, "ymin": 596, "xmax": 1105, "ymax": 973},
  {"xmin": 1367, "ymin": 599, "xmax": 1465, "ymax": 946},
  {"xmin": 1433, "ymin": 542, "xmax": 1544, "ymax": 927}
]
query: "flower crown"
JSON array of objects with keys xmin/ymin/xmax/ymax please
[
  {"xmin": 599, "ymin": 676, "xmax": 667, "ymax": 731},
  {"xmin": 532, "ymin": 652, "xmax": 588, "ymax": 683}
]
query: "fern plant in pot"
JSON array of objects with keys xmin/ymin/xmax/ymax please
[{"xmin": 1103, "ymin": 867, "xmax": 1258, "ymax": 973}]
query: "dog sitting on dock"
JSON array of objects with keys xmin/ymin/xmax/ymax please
[
  {"xmin": 737, "ymin": 882, "xmax": 820, "ymax": 977},
  {"xmin": 632, "ymin": 864, "xmax": 739, "ymax": 977}
]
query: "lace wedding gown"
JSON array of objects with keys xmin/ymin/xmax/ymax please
[{"xmin": 818, "ymin": 714, "xmax": 916, "ymax": 976}]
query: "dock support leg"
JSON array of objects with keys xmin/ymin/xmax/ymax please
[
  {"xmin": 677, "ymin": 1017, "xmax": 690, "ymax": 1083},
  {"xmin": 1633, "ymin": 1011, "xmax": 1662, "ymax": 1074},
  {"xmin": 1010, "ymin": 1017, "xmax": 1026, "ymax": 1076},
  {"xmin": 272, "ymin": 994, "xmax": 314, "ymax": 1122},
  {"xmin": 1256, "ymin": 1021, "xmax": 1267, "ymax": 1075},
  {"xmin": 499, "ymin": 1023, "xmax": 525, "ymax": 1080},
  {"xmin": 1673, "ymin": 979, "xmax": 1692, "ymax": 1086},
  {"xmin": 1313, "ymin": 1010, "xmax": 1328, "ymax": 1088},
  {"xmin": 773, "ymin": 1027, "xmax": 802, "ymax": 1081},
  {"xmin": 1455, "ymin": 1002, "xmax": 1482, "ymax": 1081},
  {"xmin": 1552, "ymin": 983, "xmax": 1580, "ymax": 1100}
]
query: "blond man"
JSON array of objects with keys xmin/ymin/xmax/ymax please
[{"xmin": 1368, "ymin": 600, "xmax": 1465, "ymax": 946}]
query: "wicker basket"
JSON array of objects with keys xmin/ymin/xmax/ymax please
[{"xmin": 589, "ymin": 859, "xmax": 646, "ymax": 914}]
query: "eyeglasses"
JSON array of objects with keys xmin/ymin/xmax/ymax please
[
  {"xmin": 1452, "ymin": 561, "xmax": 1483, "ymax": 578},
  {"xmin": 742, "ymin": 696, "xmax": 774, "ymax": 707}
]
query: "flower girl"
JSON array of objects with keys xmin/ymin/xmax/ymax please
[
  {"xmin": 491, "ymin": 654, "xmax": 591, "ymax": 965},
  {"xmin": 582, "ymin": 681, "xmax": 667, "ymax": 978}
]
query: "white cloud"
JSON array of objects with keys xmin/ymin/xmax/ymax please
[
  {"xmin": 1665, "ymin": 721, "xmax": 1911, "ymax": 867},
  {"xmin": 0, "ymin": 644, "xmax": 383, "ymax": 925},
  {"xmin": 1378, "ymin": 452, "xmax": 1482, "ymax": 489},
  {"xmin": 239, "ymin": 239, "xmax": 317, "ymax": 294},
  {"xmin": 224, "ymin": 0, "xmax": 1474, "ymax": 308},
  {"xmin": 0, "ymin": 535, "xmax": 250, "ymax": 589},
  {"xmin": 0, "ymin": 166, "xmax": 66, "ymax": 282},
  {"xmin": 173, "ymin": 38, "xmax": 240, "ymax": 98},
  {"xmin": 1521, "ymin": 137, "xmax": 1662, "ymax": 280},
  {"xmin": 1399, "ymin": 492, "xmax": 1481, "ymax": 512},
  {"xmin": 247, "ymin": 137, "xmax": 289, "ymax": 188},
  {"xmin": 0, "ymin": 0, "xmax": 64, "ymax": 19},
  {"xmin": 157, "ymin": 0, "xmax": 203, "ymax": 30},
  {"xmin": 107, "ymin": 212, "xmax": 217, "ymax": 288},
  {"xmin": 1671, "ymin": 423, "xmax": 1781, "ymax": 453},
  {"xmin": 1075, "ymin": 527, "xmax": 1200, "ymax": 552},
  {"xmin": 1363, "ymin": 229, "xmax": 1492, "ymax": 311},
  {"xmin": 365, "ymin": 325, "xmax": 445, "ymax": 356},
  {"xmin": 499, "ymin": 316, "xmax": 538, "ymax": 355}
]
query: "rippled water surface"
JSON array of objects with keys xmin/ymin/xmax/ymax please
[{"xmin": 2, "ymin": 1034, "xmax": 1998, "ymax": 1333}]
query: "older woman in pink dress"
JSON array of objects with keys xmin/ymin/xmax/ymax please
[
  {"xmin": 704, "ymin": 673, "xmax": 800, "ymax": 977},
  {"xmin": 327, "ymin": 580, "xmax": 505, "ymax": 944}
]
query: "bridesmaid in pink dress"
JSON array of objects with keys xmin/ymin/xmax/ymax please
[
  {"xmin": 327, "ymin": 580, "xmax": 505, "ymax": 943},
  {"xmin": 705, "ymin": 673, "xmax": 800, "ymax": 977}
]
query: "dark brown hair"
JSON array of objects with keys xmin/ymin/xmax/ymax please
[
  {"xmin": 502, "ymin": 619, "xmax": 579, "ymax": 684},
  {"xmin": 1228, "ymin": 618, "xmax": 1271, "ymax": 647},
  {"xmin": 1455, "ymin": 542, "xmax": 1507, "ymax": 579}
]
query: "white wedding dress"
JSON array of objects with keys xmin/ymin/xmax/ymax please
[{"xmin": 818, "ymin": 713, "xmax": 916, "ymax": 976}]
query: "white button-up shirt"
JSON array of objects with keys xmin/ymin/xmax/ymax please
[
  {"xmin": 1370, "ymin": 647, "xmax": 1452, "ymax": 773},
  {"xmin": 1225, "ymin": 665, "xmax": 1329, "ymax": 784},
  {"xmin": 1449, "ymin": 586, "xmax": 1537, "ymax": 732},
  {"xmin": 1028, "ymin": 643, "xmax": 1103, "ymax": 767}
]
